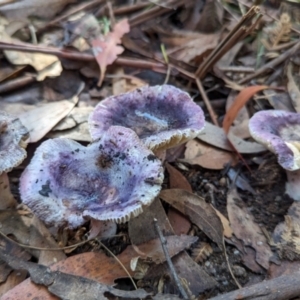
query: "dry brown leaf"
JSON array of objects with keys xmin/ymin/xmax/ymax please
[
  {"xmin": 198, "ymin": 122, "xmax": 266, "ymax": 153},
  {"xmin": 160, "ymin": 189, "xmax": 224, "ymax": 250},
  {"xmin": 287, "ymin": 61, "xmax": 300, "ymax": 112},
  {"xmin": 167, "ymin": 208, "xmax": 191, "ymax": 235},
  {"xmin": 0, "ymin": 18, "xmax": 62, "ymax": 80},
  {"xmin": 222, "ymin": 85, "xmax": 269, "ymax": 134},
  {"xmin": 184, "ymin": 139, "xmax": 238, "ymax": 170},
  {"xmin": 213, "ymin": 208, "xmax": 233, "ymax": 238},
  {"xmin": 128, "ymin": 198, "xmax": 216, "ymax": 294},
  {"xmin": 92, "ymin": 19, "xmax": 130, "ymax": 86},
  {"xmin": 165, "ymin": 32, "xmax": 220, "ymax": 63},
  {"xmin": 226, "ymin": 90, "xmax": 250, "ymax": 139},
  {"xmin": 0, "ymin": 211, "xmax": 66, "ymax": 264},
  {"xmin": 1, "ymin": 251, "xmax": 148, "ymax": 300},
  {"xmin": 130, "ymin": 235, "xmax": 198, "ymax": 264},
  {"xmin": 264, "ymin": 90, "xmax": 294, "ymax": 111},
  {"xmin": 48, "ymin": 122, "xmax": 91, "ymax": 142},
  {"xmin": 0, "ymin": 173, "xmax": 17, "ymax": 209},
  {"xmin": 19, "ymin": 100, "xmax": 76, "ymax": 143},
  {"xmin": 227, "ymin": 188, "xmax": 272, "ymax": 270},
  {"xmin": 2, "ymin": 235, "xmax": 196, "ymax": 299},
  {"xmin": 0, "ymin": 0, "xmax": 74, "ymax": 20},
  {"xmin": 273, "ymin": 201, "xmax": 300, "ymax": 261},
  {"xmin": 166, "ymin": 162, "xmax": 192, "ymax": 191},
  {"xmin": 192, "ymin": 242, "xmax": 213, "ymax": 263}
]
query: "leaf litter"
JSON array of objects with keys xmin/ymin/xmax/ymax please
[{"xmin": 0, "ymin": 0, "xmax": 300, "ymax": 299}]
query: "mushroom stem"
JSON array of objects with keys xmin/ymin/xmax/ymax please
[{"xmin": 286, "ymin": 169, "xmax": 300, "ymax": 201}]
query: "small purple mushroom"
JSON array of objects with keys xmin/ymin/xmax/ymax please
[
  {"xmin": 88, "ymin": 85, "xmax": 205, "ymax": 151},
  {"xmin": 249, "ymin": 110, "xmax": 300, "ymax": 200},
  {"xmin": 20, "ymin": 126, "xmax": 164, "ymax": 229},
  {"xmin": 0, "ymin": 111, "xmax": 29, "ymax": 174}
]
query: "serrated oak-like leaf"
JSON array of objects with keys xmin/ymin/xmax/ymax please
[{"xmin": 92, "ymin": 19, "xmax": 130, "ymax": 86}]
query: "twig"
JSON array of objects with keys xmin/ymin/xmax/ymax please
[
  {"xmin": 195, "ymin": 6, "xmax": 261, "ymax": 79},
  {"xmin": 209, "ymin": 272, "xmax": 300, "ymax": 300},
  {"xmin": 195, "ymin": 78, "xmax": 219, "ymax": 126},
  {"xmin": 0, "ymin": 41, "xmax": 166, "ymax": 71},
  {"xmin": 129, "ymin": 0, "xmax": 189, "ymax": 27},
  {"xmin": 238, "ymin": 41, "xmax": 300, "ymax": 84},
  {"xmin": 0, "ymin": 75, "xmax": 35, "ymax": 94},
  {"xmin": 153, "ymin": 218, "xmax": 189, "ymax": 300}
]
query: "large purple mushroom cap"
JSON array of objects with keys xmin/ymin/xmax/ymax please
[
  {"xmin": 249, "ymin": 110, "xmax": 300, "ymax": 171},
  {"xmin": 88, "ymin": 85, "xmax": 205, "ymax": 151},
  {"xmin": 20, "ymin": 126, "xmax": 164, "ymax": 229}
]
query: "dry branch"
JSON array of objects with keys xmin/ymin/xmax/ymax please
[{"xmin": 209, "ymin": 272, "xmax": 300, "ymax": 300}]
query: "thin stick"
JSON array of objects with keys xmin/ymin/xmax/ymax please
[
  {"xmin": 153, "ymin": 218, "xmax": 189, "ymax": 300},
  {"xmin": 238, "ymin": 41, "xmax": 300, "ymax": 84},
  {"xmin": 195, "ymin": 78, "xmax": 219, "ymax": 126},
  {"xmin": 0, "ymin": 229, "xmax": 92, "ymax": 251}
]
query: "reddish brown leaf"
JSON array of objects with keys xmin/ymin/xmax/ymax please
[
  {"xmin": 168, "ymin": 208, "xmax": 191, "ymax": 235},
  {"xmin": 222, "ymin": 85, "xmax": 269, "ymax": 134},
  {"xmin": 160, "ymin": 189, "xmax": 224, "ymax": 250},
  {"xmin": 166, "ymin": 163, "xmax": 192, "ymax": 192},
  {"xmin": 92, "ymin": 19, "xmax": 130, "ymax": 86},
  {"xmin": 227, "ymin": 188, "xmax": 272, "ymax": 270}
]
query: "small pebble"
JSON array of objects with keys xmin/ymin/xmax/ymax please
[
  {"xmin": 232, "ymin": 265, "xmax": 246, "ymax": 277},
  {"xmin": 233, "ymin": 250, "xmax": 240, "ymax": 255},
  {"xmin": 205, "ymin": 261, "xmax": 210, "ymax": 267},
  {"xmin": 222, "ymin": 280, "xmax": 229, "ymax": 286},
  {"xmin": 275, "ymin": 196, "xmax": 282, "ymax": 202},
  {"xmin": 219, "ymin": 177, "xmax": 227, "ymax": 187}
]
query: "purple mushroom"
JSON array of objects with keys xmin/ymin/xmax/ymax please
[
  {"xmin": 249, "ymin": 110, "xmax": 300, "ymax": 200},
  {"xmin": 0, "ymin": 111, "xmax": 29, "ymax": 174},
  {"xmin": 20, "ymin": 126, "xmax": 164, "ymax": 229},
  {"xmin": 88, "ymin": 85, "xmax": 205, "ymax": 151}
]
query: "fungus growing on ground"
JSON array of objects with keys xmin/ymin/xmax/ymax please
[
  {"xmin": 249, "ymin": 110, "xmax": 300, "ymax": 200},
  {"xmin": 88, "ymin": 85, "xmax": 205, "ymax": 151},
  {"xmin": 20, "ymin": 126, "xmax": 164, "ymax": 229},
  {"xmin": 0, "ymin": 111, "xmax": 29, "ymax": 174}
]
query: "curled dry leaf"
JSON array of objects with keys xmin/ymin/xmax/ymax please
[
  {"xmin": 227, "ymin": 188, "xmax": 272, "ymax": 270},
  {"xmin": 198, "ymin": 122, "xmax": 266, "ymax": 154},
  {"xmin": 184, "ymin": 139, "xmax": 238, "ymax": 170},
  {"xmin": 160, "ymin": 189, "xmax": 224, "ymax": 250},
  {"xmin": 222, "ymin": 85, "xmax": 270, "ymax": 135},
  {"xmin": 92, "ymin": 19, "xmax": 130, "ymax": 86}
]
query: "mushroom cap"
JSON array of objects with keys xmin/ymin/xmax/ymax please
[
  {"xmin": 88, "ymin": 85, "xmax": 205, "ymax": 151},
  {"xmin": 20, "ymin": 126, "xmax": 164, "ymax": 229},
  {"xmin": 249, "ymin": 110, "xmax": 300, "ymax": 171},
  {"xmin": 0, "ymin": 111, "xmax": 29, "ymax": 174}
]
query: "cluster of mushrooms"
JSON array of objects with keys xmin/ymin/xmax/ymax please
[
  {"xmin": 1, "ymin": 86, "xmax": 300, "ymax": 235},
  {"xmin": 17, "ymin": 85, "xmax": 205, "ymax": 234}
]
